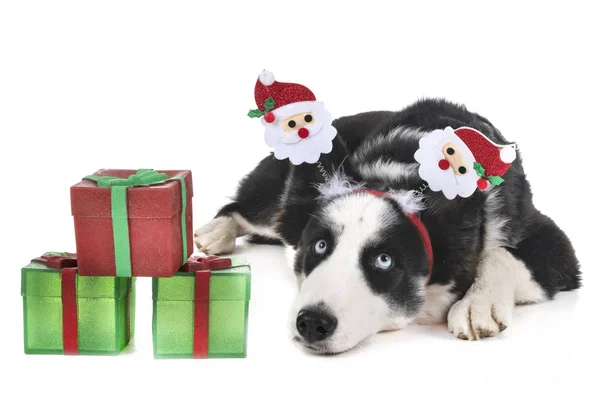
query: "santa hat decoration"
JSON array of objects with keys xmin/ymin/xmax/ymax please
[
  {"xmin": 453, "ymin": 127, "xmax": 517, "ymax": 190},
  {"xmin": 248, "ymin": 70, "xmax": 317, "ymax": 122}
]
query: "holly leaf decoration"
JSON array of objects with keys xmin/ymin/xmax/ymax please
[
  {"xmin": 487, "ymin": 175, "xmax": 505, "ymax": 185},
  {"xmin": 264, "ymin": 97, "xmax": 275, "ymax": 112},
  {"xmin": 473, "ymin": 162, "xmax": 486, "ymax": 178},
  {"xmin": 247, "ymin": 109, "xmax": 264, "ymax": 118}
]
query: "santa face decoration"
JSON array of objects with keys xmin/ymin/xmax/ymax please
[
  {"xmin": 249, "ymin": 71, "xmax": 337, "ymax": 165},
  {"xmin": 414, "ymin": 126, "xmax": 516, "ymax": 200}
]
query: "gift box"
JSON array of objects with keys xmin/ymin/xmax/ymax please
[
  {"xmin": 152, "ymin": 256, "xmax": 251, "ymax": 358},
  {"xmin": 71, "ymin": 169, "xmax": 193, "ymax": 277},
  {"xmin": 22, "ymin": 252, "xmax": 135, "ymax": 355}
]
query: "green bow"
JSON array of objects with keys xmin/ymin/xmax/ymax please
[
  {"xmin": 473, "ymin": 162, "xmax": 504, "ymax": 186},
  {"xmin": 85, "ymin": 169, "xmax": 169, "ymax": 188},
  {"xmin": 248, "ymin": 97, "xmax": 275, "ymax": 118}
]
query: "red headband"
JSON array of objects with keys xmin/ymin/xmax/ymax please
[{"xmin": 354, "ymin": 190, "xmax": 434, "ymax": 282}]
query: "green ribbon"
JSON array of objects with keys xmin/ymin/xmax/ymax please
[{"xmin": 84, "ymin": 169, "xmax": 188, "ymax": 277}]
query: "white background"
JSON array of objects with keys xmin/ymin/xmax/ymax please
[{"xmin": 1, "ymin": 1, "xmax": 599, "ymax": 414}]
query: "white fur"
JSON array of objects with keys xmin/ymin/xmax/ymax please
[
  {"xmin": 290, "ymin": 195, "xmax": 416, "ymax": 354},
  {"xmin": 483, "ymin": 188, "xmax": 511, "ymax": 250},
  {"xmin": 357, "ymin": 160, "xmax": 419, "ymax": 182},
  {"xmin": 194, "ymin": 212, "xmax": 282, "ymax": 255},
  {"xmin": 447, "ymin": 247, "xmax": 546, "ymax": 340},
  {"xmin": 285, "ymin": 245, "xmax": 298, "ymax": 272},
  {"xmin": 317, "ymin": 172, "xmax": 423, "ymax": 214},
  {"xmin": 416, "ymin": 283, "xmax": 457, "ymax": 325},
  {"xmin": 388, "ymin": 190, "xmax": 424, "ymax": 214},
  {"xmin": 231, "ymin": 212, "xmax": 281, "ymax": 240},
  {"xmin": 316, "ymin": 172, "xmax": 364, "ymax": 200},
  {"xmin": 194, "ymin": 216, "xmax": 240, "ymax": 255}
]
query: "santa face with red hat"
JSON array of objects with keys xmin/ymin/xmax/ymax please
[
  {"xmin": 414, "ymin": 126, "xmax": 516, "ymax": 200},
  {"xmin": 249, "ymin": 71, "xmax": 337, "ymax": 165}
]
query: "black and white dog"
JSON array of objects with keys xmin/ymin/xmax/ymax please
[{"xmin": 194, "ymin": 98, "xmax": 581, "ymax": 354}]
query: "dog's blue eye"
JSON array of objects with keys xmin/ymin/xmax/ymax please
[
  {"xmin": 375, "ymin": 254, "xmax": 393, "ymax": 270},
  {"xmin": 314, "ymin": 239, "xmax": 328, "ymax": 255}
]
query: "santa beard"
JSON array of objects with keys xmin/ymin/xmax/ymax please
[
  {"xmin": 263, "ymin": 103, "xmax": 336, "ymax": 165},
  {"xmin": 414, "ymin": 127, "xmax": 479, "ymax": 199}
]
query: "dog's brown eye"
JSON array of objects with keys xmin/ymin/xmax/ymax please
[
  {"xmin": 458, "ymin": 166, "xmax": 467, "ymax": 174},
  {"xmin": 375, "ymin": 253, "xmax": 393, "ymax": 270},
  {"xmin": 304, "ymin": 114, "xmax": 313, "ymax": 122},
  {"xmin": 288, "ymin": 120, "xmax": 296, "ymax": 128},
  {"xmin": 447, "ymin": 147, "xmax": 455, "ymax": 155}
]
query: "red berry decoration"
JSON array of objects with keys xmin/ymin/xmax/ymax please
[
  {"xmin": 264, "ymin": 112, "xmax": 275, "ymax": 123},
  {"xmin": 298, "ymin": 128, "xmax": 309, "ymax": 139},
  {"xmin": 438, "ymin": 159, "xmax": 450, "ymax": 170},
  {"xmin": 477, "ymin": 178, "xmax": 489, "ymax": 190}
]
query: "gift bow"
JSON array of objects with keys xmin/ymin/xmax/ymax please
[
  {"xmin": 33, "ymin": 252, "xmax": 78, "ymax": 269},
  {"xmin": 85, "ymin": 169, "xmax": 169, "ymax": 188},
  {"xmin": 180, "ymin": 256, "xmax": 233, "ymax": 273}
]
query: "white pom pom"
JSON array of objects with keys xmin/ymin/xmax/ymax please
[
  {"xmin": 388, "ymin": 190, "xmax": 424, "ymax": 214},
  {"xmin": 316, "ymin": 172, "xmax": 364, "ymax": 200},
  {"xmin": 259, "ymin": 70, "xmax": 275, "ymax": 86},
  {"xmin": 500, "ymin": 145, "xmax": 517, "ymax": 163}
]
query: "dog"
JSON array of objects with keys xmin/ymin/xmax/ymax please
[{"xmin": 194, "ymin": 98, "xmax": 581, "ymax": 355}]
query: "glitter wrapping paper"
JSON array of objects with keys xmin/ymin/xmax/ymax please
[{"xmin": 70, "ymin": 169, "xmax": 194, "ymax": 277}]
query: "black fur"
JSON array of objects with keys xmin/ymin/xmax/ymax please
[
  {"xmin": 218, "ymin": 98, "xmax": 581, "ymax": 300},
  {"xmin": 358, "ymin": 200, "xmax": 429, "ymax": 314}
]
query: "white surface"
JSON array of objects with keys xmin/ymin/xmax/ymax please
[{"xmin": 1, "ymin": 1, "xmax": 598, "ymax": 414}]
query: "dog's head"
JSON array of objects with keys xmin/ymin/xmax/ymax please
[{"xmin": 290, "ymin": 174, "xmax": 431, "ymax": 354}]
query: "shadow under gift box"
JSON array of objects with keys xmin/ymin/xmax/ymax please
[
  {"xmin": 152, "ymin": 257, "xmax": 251, "ymax": 358},
  {"xmin": 22, "ymin": 256, "xmax": 135, "ymax": 355},
  {"xmin": 70, "ymin": 169, "xmax": 193, "ymax": 277}
]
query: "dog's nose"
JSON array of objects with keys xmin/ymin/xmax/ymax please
[{"xmin": 296, "ymin": 309, "xmax": 337, "ymax": 343}]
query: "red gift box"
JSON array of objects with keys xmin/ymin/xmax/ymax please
[{"xmin": 71, "ymin": 169, "xmax": 193, "ymax": 277}]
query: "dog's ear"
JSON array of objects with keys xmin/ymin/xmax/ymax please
[
  {"xmin": 316, "ymin": 172, "xmax": 364, "ymax": 201},
  {"xmin": 388, "ymin": 190, "xmax": 425, "ymax": 214}
]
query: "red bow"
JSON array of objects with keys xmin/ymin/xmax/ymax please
[
  {"xmin": 179, "ymin": 255, "xmax": 233, "ymax": 272},
  {"xmin": 33, "ymin": 252, "xmax": 78, "ymax": 269}
]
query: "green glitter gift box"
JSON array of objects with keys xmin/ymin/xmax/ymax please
[
  {"xmin": 22, "ymin": 252, "xmax": 135, "ymax": 355},
  {"xmin": 152, "ymin": 256, "xmax": 250, "ymax": 358}
]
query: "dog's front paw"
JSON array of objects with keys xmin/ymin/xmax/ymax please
[
  {"xmin": 447, "ymin": 295, "xmax": 512, "ymax": 340},
  {"xmin": 194, "ymin": 216, "xmax": 237, "ymax": 255}
]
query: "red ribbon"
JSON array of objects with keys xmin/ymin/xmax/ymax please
[
  {"xmin": 61, "ymin": 267, "xmax": 79, "ymax": 354},
  {"xmin": 32, "ymin": 253, "xmax": 79, "ymax": 354},
  {"xmin": 182, "ymin": 256, "xmax": 233, "ymax": 358}
]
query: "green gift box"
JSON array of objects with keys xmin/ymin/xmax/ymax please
[
  {"xmin": 22, "ymin": 252, "xmax": 135, "ymax": 355},
  {"xmin": 152, "ymin": 256, "xmax": 250, "ymax": 358}
]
